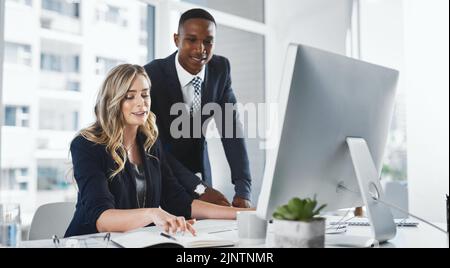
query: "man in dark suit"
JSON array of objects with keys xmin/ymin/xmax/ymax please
[{"xmin": 144, "ymin": 8, "xmax": 252, "ymax": 208}]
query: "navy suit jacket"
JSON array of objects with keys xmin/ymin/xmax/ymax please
[
  {"xmin": 64, "ymin": 133, "xmax": 193, "ymax": 237},
  {"xmin": 144, "ymin": 52, "xmax": 252, "ymax": 200}
]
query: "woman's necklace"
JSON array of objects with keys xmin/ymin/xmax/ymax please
[{"xmin": 125, "ymin": 141, "xmax": 136, "ymax": 155}]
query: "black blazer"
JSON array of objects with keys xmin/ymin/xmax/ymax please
[
  {"xmin": 64, "ymin": 134, "xmax": 194, "ymax": 237},
  {"xmin": 144, "ymin": 52, "xmax": 252, "ymax": 200}
]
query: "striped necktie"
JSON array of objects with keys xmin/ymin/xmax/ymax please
[{"xmin": 191, "ymin": 76, "xmax": 202, "ymax": 115}]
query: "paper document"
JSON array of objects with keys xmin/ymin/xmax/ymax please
[{"xmin": 111, "ymin": 230, "xmax": 235, "ymax": 248}]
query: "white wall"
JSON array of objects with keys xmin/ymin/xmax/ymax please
[
  {"xmin": 266, "ymin": 0, "xmax": 353, "ymax": 103},
  {"xmin": 359, "ymin": 0, "xmax": 404, "ymax": 70},
  {"xmin": 405, "ymin": 0, "xmax": 449, "ymax": 222}
]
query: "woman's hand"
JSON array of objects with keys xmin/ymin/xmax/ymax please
[{"xmin": 149, "ymin": 207, "xmax": 196, "ymax": 236}]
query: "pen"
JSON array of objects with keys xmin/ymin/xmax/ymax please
[{"xmin": 160, "ymin": 232, "xmax": 177, "ymax": 241}]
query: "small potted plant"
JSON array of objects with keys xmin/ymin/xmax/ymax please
[{"xmin": 272, "ymin": 196, "xmax": 327, "ymax": 248}]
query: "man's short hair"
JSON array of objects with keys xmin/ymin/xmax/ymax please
[{"xmin": 178, "ymin": 8, "xmax": 216, "ymax": 31}]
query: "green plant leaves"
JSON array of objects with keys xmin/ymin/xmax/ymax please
[
  {"xmin": 313, "ymin": 204, "xmax": 327, "ymax": 216},
  {"xmin": 272, "ymin": 196, "xmax": 327, "ymax": 221}
]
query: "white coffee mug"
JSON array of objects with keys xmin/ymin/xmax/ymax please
[{"xmin": 237, "ymin": 211, "xmax": 267, "ymax": 245}]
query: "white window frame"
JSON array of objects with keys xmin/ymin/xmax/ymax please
[
  {"xmin": 1, "ymin": 0, "xmax": 5, "ymax": 172},
  {"xmin": 1, "ymin": 167, "xmax": 29, "ymax": 190},
  {"xmin": 95, "ymin": 56, "xmax": 125, "ymax": 76},
  {"xmin": 4, "ymin": 105, "xmax": 30, "ymax": 127},
  {"xmin": 41, "ymin": 0, "xmax": 79, "ymax": 18},
  {"xmin": 7, "ymin": 0, "xmax": 32, "ymax": 7},
  {"xmin": 95, "ymin": 2, "xmax": 128, "ymax": 27},
  {"xmin": 4, "ymin": 41, "xmax": 32, "ymax": 66},
  {"xmin": 349, "ymin": 0, "xmax": 361, "ymax": 59}
]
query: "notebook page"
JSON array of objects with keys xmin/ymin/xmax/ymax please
[
  {"xmin": 177, "ymin": 233, "xmax": 235, "ymax": 248},
  {"xmin": 111, "ymin": 231, "xmax": 183, "ymax": 248}
]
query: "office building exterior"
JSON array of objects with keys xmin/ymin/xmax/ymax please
[{"xmin": 1, "ymin": 0, "xmax": 150, "ymax": 223}]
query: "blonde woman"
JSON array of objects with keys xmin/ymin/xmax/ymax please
[{"xmin": 65, "ymin": 64, "xmax": 251, "ymax": 237}]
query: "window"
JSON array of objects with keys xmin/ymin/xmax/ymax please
[
  {"xmin": 358, "ymin": 0, "xmax": 408, "ymax": 182},
  {"xmin": 42, "ymin": 0, "xmax": 61, "ymax": 12},
  {"xmin": 67, "ymin": 55, "xmax": 80, "ymax": 73},
  {"xmin": 0, "ymin": 168, "xmax": 29, "ymax": 190},
  {"xmin": 37, "ymin": 160, "xmax": 70, "ymax": 190},
  {"xmin": 143, "ymin": 5, "xmax": 155, "ymax": 62},
  {"xmin": 40, "ymin": 17, "xmax": 52, "ymax": 29},
  {"xmin": 40, "ymin": 53, "xmax": 63, "ymax": 72},
  {"xmin": 42, "ymin": 0, "xmax": 79, "ymax": 18},
  {"xmin": 1, "ymin": 0, "xmax": 154, "ymax": 227},
  {"xmin": 40, "ymin": 53, "xmax": 80, "ymax": 73},
  {"xmin": 182, "ymin": 0, "xmax": 265, "ymax": 22},
  {"xmin": 67, "ymin": 81, "xmax": 80, "ymax": 92},
  {"xmin": 95, "ymin": 56, "xmax": 124, "ymax": 76},
  {"xmin": 4, "ymin": 42, "xmax": 32, "ymax": 66},
  {"xmin": 4, "ymin": 106, "xmax": 30, "ymax": 127},
  {"xmin": 7, "ymin": 0, "xmax": 32, "ymax": 6},
  {"xmin": 39, "ymin": 108, "xmax": 79, "ymax": 131},
  {"xmin": 72, "ymin": 111, "xmax": 79, "ymax": 131},
  {"xmin": 96, "ymin": 3, "xmax": 128, "ymax": 27}
]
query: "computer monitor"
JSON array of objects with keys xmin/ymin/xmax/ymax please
[{"xmin": 257, "ymin": 44, "xmax": 399, "ymax": 242}]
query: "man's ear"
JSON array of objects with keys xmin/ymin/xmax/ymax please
[{"xmin": 173, "ymin": 33, "xmax": 179, "ymax": 48}]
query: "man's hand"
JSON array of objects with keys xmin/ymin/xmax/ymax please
[
  {"xmin": 232, "ymin": 196, "xmax": 252, "ymax": 208},
  {"xmin": 198, "ymin": 187, "xmax": 231, "ymax": 206}
]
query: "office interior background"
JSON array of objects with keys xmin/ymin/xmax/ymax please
[{"xmin": 0, "ymin": 0, "xmax": 448, "ymax": 237}]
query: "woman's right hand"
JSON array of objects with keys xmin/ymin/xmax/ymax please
[{"xmin": 149, "ymin": 207, "xmax": 196, "ymax": 236}]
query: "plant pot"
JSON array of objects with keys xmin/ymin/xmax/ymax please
[{"xmin": 272, "ymin": 218, "xmax": 325, "ymax": 248}]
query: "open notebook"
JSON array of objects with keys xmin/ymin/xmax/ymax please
[{"xmin": 111, "ymin": 231, "xmax": 235, "ymax": 248}]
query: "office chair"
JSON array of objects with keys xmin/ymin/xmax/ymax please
[{"xmin": 28, "ymin": 202, "xmax": 76, "ymax": 240}]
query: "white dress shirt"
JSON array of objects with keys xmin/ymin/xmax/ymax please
[{"xmin": 175, "ymin": 52, "xmax": 206, "ymax": 108}]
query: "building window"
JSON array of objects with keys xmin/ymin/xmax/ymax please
[
  {"xmin": 139, "ymin": 8, "xmax": 148, "ymax": 47},
  {"xmin": 95, "ymin": 56, "xmax": 124, "ymax": 76},
  {"xmin": 7, "ymin": 0, "xmax": 32, "ymax": 6},
  {"xmin": 40, "ymin": 53, "xmax": 80, "ymax": 73},
  {"xmin": 39, "ymin": 109, "xmax": 79, "ymax": 131},
  {"xmin": 37, "ymin": 160, "xmax": 70, "ymax": 190},
  {"xmin": 67, "ymin": 81, "xmax": 80, "ymax": 92},
  {"xmin": 1, "ymin": 0, "xmax": 155, "ymax": 225},
  {"xmin": 72, "ymin": 111, "xmax": 79, "ymax": 131},
  {"xmin": 42, "ymin": 0, "xmax": 80, "ymax": 18},
  {"xmin": 40, "ymin": 53, "xmax": 62, "ymax": 72},
  {"xmin": 358, "ymin": 0, "xmax": 408, "ymax": 182},
  {"xmin": 96, "ymin": 4, "xmax": 128, "ymax": 27},
  {"xmin": 0, "ymin": 168, "xmax": 29, "ymax": 190},
  {"xmin": 67, "ymin": 55, "xmax": 80, "ymax": 73},
  {"xmin": 4, "ymin": 106, "xmax": 30, "ymax": 127},
  {"xmin": 4, "ymin": 42, "xmax": 32, "ymax": 66}
]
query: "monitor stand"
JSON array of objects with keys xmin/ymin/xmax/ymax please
[
  {"xmin": 345, "ymin": 137, "xmax": 397, "ymax": 243},
  {"xmin": 327, "ymin": 138, "xmax": 396, "ymax": 247}
]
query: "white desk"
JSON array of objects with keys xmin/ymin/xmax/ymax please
[{"xmin": 20, "ymin": 218, "xmax": 448, "ymax": 248}]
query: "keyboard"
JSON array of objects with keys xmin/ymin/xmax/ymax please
[
  {"xmin": 194, "ymin": 220, "xmax": 237, "ymax": 234},
  {"xmin": 329, "ymin": 218, "xmax": 419, "ymax": 227}
]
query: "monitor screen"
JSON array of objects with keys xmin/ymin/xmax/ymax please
[{"xmin": 257, "ymin": 44, "xmax": 399, "ymax": 220}]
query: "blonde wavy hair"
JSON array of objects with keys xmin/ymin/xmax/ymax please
[{"xmin": 80, "ymin": 64, "xmax": 158, "ymax": 178}]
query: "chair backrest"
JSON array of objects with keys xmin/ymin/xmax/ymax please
[{"xmin": 28, "ymin": 202, "xmax": 76, "ymax": 240}]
